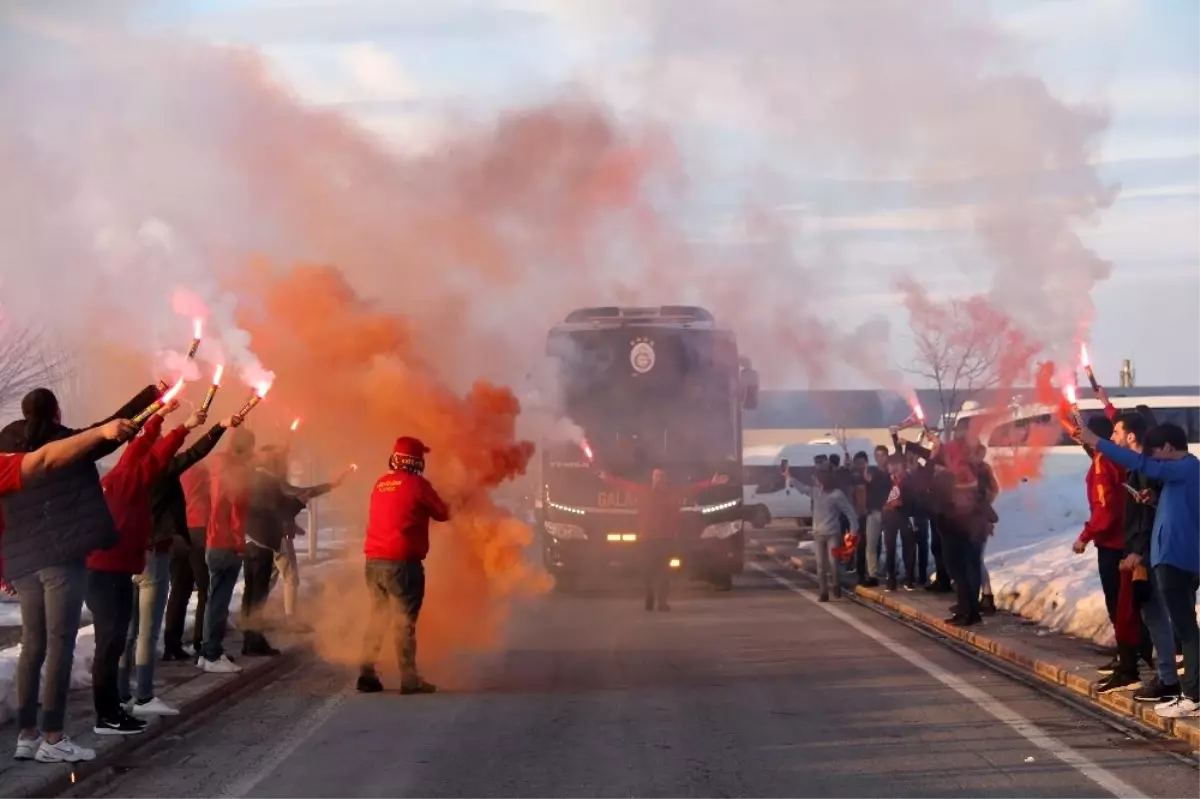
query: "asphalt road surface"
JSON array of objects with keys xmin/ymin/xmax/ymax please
[{"xmin": 88, "ymin": 557, "xmax": 1197, "ymax": 798}]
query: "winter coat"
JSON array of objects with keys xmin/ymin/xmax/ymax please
[
  {"xmin": 244, "ymin": 469, "xmax": 322, "ymax": 553},
  {"xmin": 88, "ymin": 416, "xmax": 188, "ymax": 574},
  {"xmin": 363, "ymin": 469, "xmax": 450, "ymax": 562},
  {"xmin": 0, "ymin": 386, "xmax": 159, "ymax": 581},
  {"xmin": 147, "ymin": 424, "xmax": 226, "ymax": 549}
]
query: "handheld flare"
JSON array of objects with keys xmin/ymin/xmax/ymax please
[
  {"xmin": 186, "ymin": 319, "xmax": 203, "ymax": 360},
  {"xmin": 236, "ymin": 381, "xmax": 272, "ymax": 419},
  {"xmin": 290, "ymin": 418, "xmax": 301, "ymax": 433},
  {"xmin": 1063, "ymin": 384, "xmax": 1085, "ymax": 429},
  {"xmin": 898, "ymin": 402, "xmax": 928, "ymax": 431},
  {"xmin": 580, "ymin": 438, "xmax": 594, "ymax": 463},
  {"xmin": 1080, "ymin": 344, "xmax": 1101, "ymax": 393},
  {"xmin": 199, "ymin": 364, "xmax": 224, "ymax": 414},
  {"xmin": 132, "ymin": 378, "xmax": 185, "ymax": 426}
]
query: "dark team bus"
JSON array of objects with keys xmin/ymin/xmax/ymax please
[{"xmin": 536, "ymin": 306, "xmax": 758, "ymax": 591}]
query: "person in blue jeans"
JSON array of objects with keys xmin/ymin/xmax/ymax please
[{"xmin": 1082, "ymin": 421, "xmax": 1199, "ymax": 720}]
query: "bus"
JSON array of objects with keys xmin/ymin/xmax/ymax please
[
  {"xmin": 535, "ymin": 305, "xmax": 758, "ymax": 591},
  {"xmin": 952, "ymin": 390, "xmax": 1200, "ymax": 479}
]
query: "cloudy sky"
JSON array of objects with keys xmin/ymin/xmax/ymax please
[{"xmin": 63, "ymin": 1, "xmax": 1200, "ymax": 386}]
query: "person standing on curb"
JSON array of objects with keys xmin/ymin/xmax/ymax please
[
  {"xmin": 2, "ymin": 384, "xmax": 156, "ymax": 765},
  {"xmin": 162, "ymin": 458, "xmax": 213, "ymax": 660},
  {"xmin": 358, "ymin": 437, "xmax": 449, "ymax": 694},
  {"xmin": 130, "ymin": 413, "xmax": 239, "ymax": 715},
  {"xmin": 1079, "ymin": 422, "xmax": 1199, "ymax": 719}
]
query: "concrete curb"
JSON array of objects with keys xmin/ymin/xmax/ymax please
[
  {"xmin": 781, "ymin": 553, "xmax": 1199, "ymax": 752},
  {"xmin": 12, "ymin": 648, "xmax": 306, "ymax": 799}
]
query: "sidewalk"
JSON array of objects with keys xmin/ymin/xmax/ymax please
[
  {"xmin": 0, "ymin": 628, "xmax": 305, "ymax": 799},
  {"xmin": 764, "ymin": 540, "xmax": 1199, "ymax": 753}
]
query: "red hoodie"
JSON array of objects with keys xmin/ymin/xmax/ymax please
[
  {"xmin": 181, "ymin": 460, "xmax": 211, "ymax": 529},
  {"xmin": 207, "ymin": 451, "xmax": 253, "ymax": 552},
  {"xmin": 363, "ymin": 470, "xmax": 450, "ymax": 562},
  {"xmin": 1078, "ymin": 451, "xmax": 1126, "ymax": 550},
  {"xmin": 88, "ymin": 416, "xmax": 188, "ymax": 574}
]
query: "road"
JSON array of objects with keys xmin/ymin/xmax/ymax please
[{"xmin": 88, "ymin": 549, "xmax": 1197, "ymax": 798}]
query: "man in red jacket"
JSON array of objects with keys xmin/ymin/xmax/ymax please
[
  {"xmin": 358, "ymin": 437, "xmax": 450, "ymax": 695},
  {"xmin": 598, "ymin": 468, "xmax": 729, "ymax": 611},
  {"xmin": 86, "ymin": 401, "xmax": 194, "ymax": 735},
  {"xmin": 1072, "ymin": 415, "xmax": 1127, "ymax": 663}
]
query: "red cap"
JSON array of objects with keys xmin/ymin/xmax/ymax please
[{"xmin": 392, "ymin": 437, "xmax": 429, "ymax": 459}]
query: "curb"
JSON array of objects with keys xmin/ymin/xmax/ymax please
[
  {"xmin": 14, "ymin": 648, "xmax": 306, "ymax": 799},
  {"xmin": 781, "ymin": 553, "xmax": 1199, "ymax": 752}
]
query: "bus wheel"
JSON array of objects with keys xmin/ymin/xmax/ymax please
[
  {"xmin": 748, "ymin": 505, "xmax": 771, "ymax": 529},
  {"xmin": 711, "ymin": 572, "xmax": 734, "ymax": 591}
]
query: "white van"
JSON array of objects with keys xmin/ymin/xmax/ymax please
[
  {"xmin": 953, "ymin": 393, "xmax": 1200, "ymax": 480},
  {"xmin": 742, "ymin": 437, "xmax": 877, "ymax": 528}
]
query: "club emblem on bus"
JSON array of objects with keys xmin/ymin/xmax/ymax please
[{"xmin": 630, "ymin": 337, "xmax": 655, "ymax": 374}]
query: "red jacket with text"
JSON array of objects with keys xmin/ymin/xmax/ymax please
[
  {"xmin": 88, "ymin": 416, "xmax": 188, "ymax": 574},
  {"xmin": 363, "ymin": 470, "xmax": 450, "ymax": 562},
  {"xmin": 600, "ymin": 474, "xmax": 719, "ymax": 540},
  {"xmin": 1078, "ymin": 451, "xmax": 1126, "ymax": 551}
]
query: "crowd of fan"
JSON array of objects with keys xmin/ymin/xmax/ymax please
[
  {"xmin": 0, "ymin": 384, "xmax": 348, "ymax": 765},
  {"xmin": 801, "ymin": 404, "xmax": 1198, "ymax": 721}
]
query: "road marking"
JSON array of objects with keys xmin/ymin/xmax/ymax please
[
  {"xmin": 219, "ymin": 688, "xmax": 349, "ymax": 799},
  {"xmin": 750, "ymin": 561, "xmax": 1149, "ymax": 799}
]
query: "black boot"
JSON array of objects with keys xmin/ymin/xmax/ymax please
[
  {"xmin": 242, "ymin": 631, "xmax": 282, "ymax": 657},
  {"xmin": 356, "ymin": 668, "xmax": 384, "ymax": 693},
  {"xmin": 980, "ymin": 594, "xmax": 997, "ymax": 615}
]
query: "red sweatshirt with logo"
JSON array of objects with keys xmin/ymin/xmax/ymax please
[
  {"xmin": 1078, "ymin": 451, "xmax": 1126, "ymax": 551},
  {"xmin": 88, "ymin": 416, "xmax": 188, "ymax": 574},
  {"xmin": 363, "ymin": 470, "xmax": 450, "ymax": 562}
]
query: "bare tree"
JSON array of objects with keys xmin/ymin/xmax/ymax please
[
  {"xmin": 905, "ymin": 295, "xmax": 1034, "ymax": 430},
  {"xmin": 0, "ymin": 318, "xmax": 72, "ymax": 417}
]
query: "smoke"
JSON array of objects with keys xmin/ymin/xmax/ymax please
[{"xmin": 0, "ymin": 0, "xmax": 1119, "ymax": 665}]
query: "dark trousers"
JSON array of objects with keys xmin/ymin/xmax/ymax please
[
  {"xmin": 883, "ymin": 514, "xmax": 922, "ymax": 584},
  {"xmin": 1155, "ymin": 564, "xmax": 1199, "ymax": 700},
  {"xmin": 642, "ymin": 539, "xmax": 674, "ymax": 608},
  {"xmin": 1096, "ymin": 545, "xmax": 1123, "ymax": 625},
  {"xmin": 241, "ymin": 542, "xmax": 276, "ymax": 635},
  {"xmin": 942, "ymin": 533, "xmax": 982, "ymax": 621},
  {"xmin": 86, "ymin": 570, "xmax": 135, "ymax": 720},
  {"xmin": 12, "ymin": 561, "xmax": 88, "ymax": 733},
  {"xmin": 909, "ymin": 515, "xmax": 930, "ymax": 585},
  {"xmin": 361, "ymin": 559, "xmax": 426, "ymax": 681},
  {"xmin": 928, "ymin": 517, "xmax": 951, "ymax": 588},
  {"xmin": 164, "ymin": 528, "xmax": 209, "ymax": 653}
]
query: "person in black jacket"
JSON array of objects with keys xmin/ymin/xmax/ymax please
[
  {"xmin": 120, "ymin": 412, "xmax": 241, "ymax": 717},
  {"xmin": 1112, "ymin": 410, "xmax": 1181, "ymax": 702},
  {"xmin": 0, "ymin": 384, "xmax": 158, "ymax": 765},
  {"xmin": 891, "ymin": 428, "xmax": 943, "ymax": 592},
  {"xmin": 240, "ymin": 446, "xmax": 346, "ymax": 656}
]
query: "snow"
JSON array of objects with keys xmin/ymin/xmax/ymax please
[{"xmin": 0, "ymin": 528, "xmax": 349, "ymax": 727}]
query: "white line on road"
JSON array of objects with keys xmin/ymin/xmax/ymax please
[
  {"xmin": 750, "ymin": 561, "xmax": 1149, "ymax": 799},
  {"xmin": 218, "ymin": 688, "xmax": 349, "ymax": 799}
]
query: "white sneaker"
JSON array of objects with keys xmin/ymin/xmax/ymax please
[
  {"xmin": 199, "ymin": 654, "xmax": 242, "ymax": 674},
  {"xmin": 1154, "ymin": 696, "xmax": 1200, "ymax": 719},
  {"xmin": 35, "ymin": 737, "xmax": 96, "ymax": 763},
  {"xmin": 14, "ymin": 734, "xmax": 43, "ymax": 760},
  {"xmin": 130, "ymin": 697, "xmax": 180, "ymax": 717}
]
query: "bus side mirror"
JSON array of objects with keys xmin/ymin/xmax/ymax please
[{"xmin": 740, "ymin": 366, "xmax": 759, "ymax": 410}]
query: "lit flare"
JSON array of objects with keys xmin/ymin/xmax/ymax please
[
  {"xmin": 1079, "ymin": 343, "xmax": 1101, "ymax": 393},
  {"xmin": 580, "ymin": 438, "xmax": 594, "ymax": 462},
  {"xmin": 132, "ymin": 377, "xmax": 185, "ymax": 426},
  {"xmin": 199, "ymin": 364, "xmax": 224, "ymax": 414},
  {"xmin": 236, "ymin": 380, "xmax": 272, "ymax": 419},
  {"xmin": 186, "ymin": 318, "xmax": 203, "ymax": 359}
]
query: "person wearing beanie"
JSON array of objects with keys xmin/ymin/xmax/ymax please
[{"xmin": 358, "ymin": 437, "xmax": 449, "ymax": 695}]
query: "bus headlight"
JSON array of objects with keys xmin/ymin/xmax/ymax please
[
  {"xmin": 545, "ymin": 521, "xmax": 587, "ymax": 541},
  {"xmin": 700, "ymin": 520, "xmax": 743, "ymax": 539}
]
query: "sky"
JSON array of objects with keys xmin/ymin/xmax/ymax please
[{"xmin": 9, "ymin": 0, "xmax": 1200, "ymax": 390}]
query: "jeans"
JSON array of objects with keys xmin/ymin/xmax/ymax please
[
  {"xmin": 1096, "ymin": 546, "xmax": 1123, "ymax": 625},
  {"xmin": 813, "ymin": 533, "xmax": 839, "ymax": 595},
  {"xmin": 928, "ymin": 517, "xmax": 950, "ymax": 588},
  {"xmin": 1154, "ymin": 564, "xmax": 1199, "ymax": 700},
  {"xmin": 120, "ymin": 550, "xmax": 170, "ymax": 702},
  {"xmin": 883, "ymin": 513, "xmax": 919, "ymax": 584},
  {"xmin": 201, "ymin": 548, "xmax": 242, "ymax": 661},
  {"xmin": 164, "ymin": 528, "xmax": 209, "ymax": 653},
  {"xmin": 1140, "ymin": 567, "xmax": 1181, "ymax": 686},
  {"xmin": 86, "ymin": 570, "xmax": 135, "ymax": 720},
  {"xmin": 272, "ymin": 537, "xmax": 301, "ymax": 617},
  {"xmin": 241, "ymin": 542, "xmax": 276, "ymax": 634},
  {"xmin": 12, "ymin": 561, "xmax": 88, "ymax": 733},
  {"xmin": 943, "ymin": 533, "xmax": 982, "ymax": 620},
  {"xmin": 980, "ymin": 536, "xmax": 992, "ymax": 596},
  {"xmin": 909, "ymin": 515, "xmax": 930, "ymax": 585},
  {"xmin": 640, "ymin": 539, "xmax": 674, "ymax": 608},
  {"xmin": 864, "ymin": 511, "xmax": 883, "ymax": 579},
  {"xmin": 361, "ymin": 559, "xmax": 426, "ymax": 682}
]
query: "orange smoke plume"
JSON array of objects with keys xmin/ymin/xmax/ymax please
[{"xmin": 233, "ymin": 262, "xmax": 545, "ymax": 676}]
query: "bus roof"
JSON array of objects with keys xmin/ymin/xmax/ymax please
[{"xmin": 551, "ymin": 305, "xmax": 727, "ymax": 332}]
